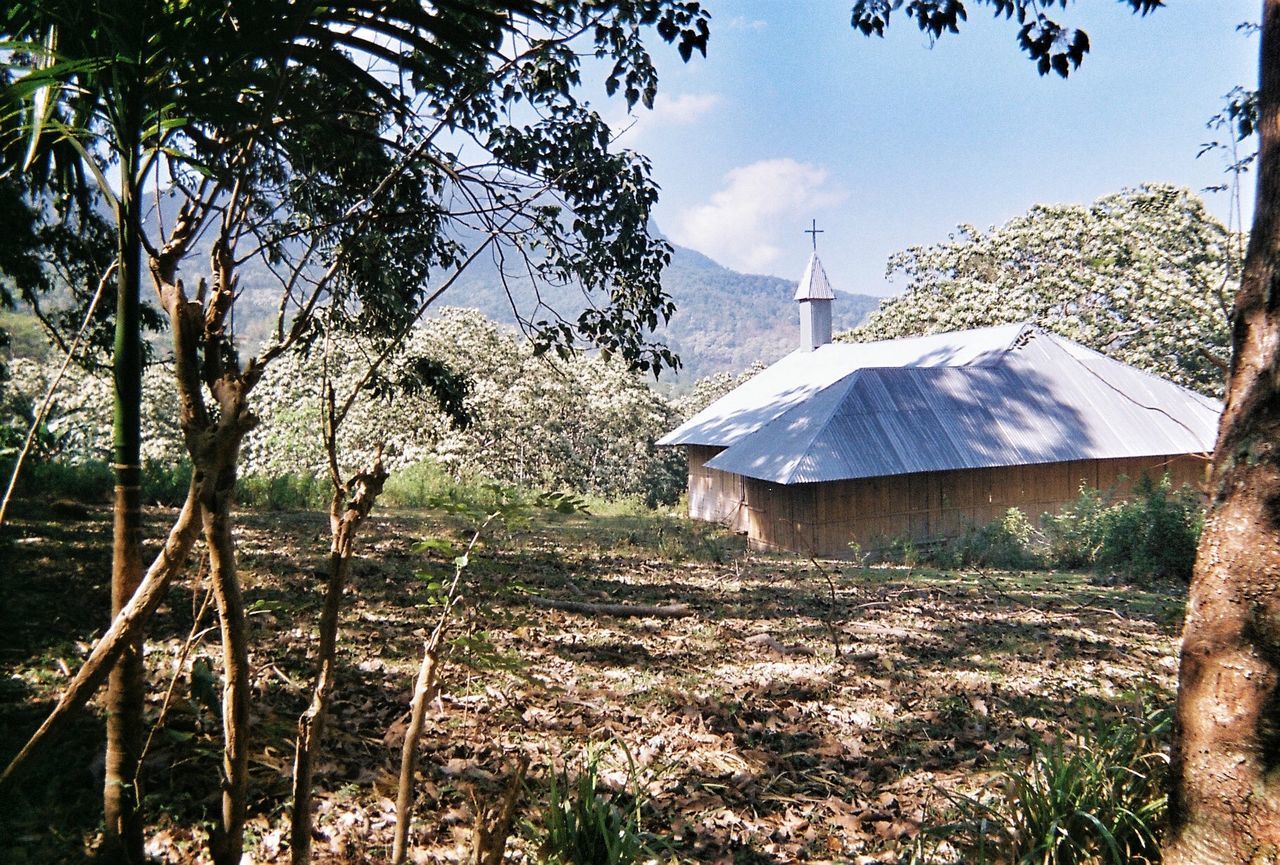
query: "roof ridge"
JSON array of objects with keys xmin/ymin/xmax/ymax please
[
  {"xmin": 1031, "ymin": 333, "xmax": 1219, "ymax": 442},
  {"xmin": 1039, "ymin": 330, "xmax": 1222, "ymax": 408}
]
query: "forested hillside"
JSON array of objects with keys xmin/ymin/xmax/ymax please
[{"xmin": 151, "ymin": 193, "xmax": 879, "ymax": 385}]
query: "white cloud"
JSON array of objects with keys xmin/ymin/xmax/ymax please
[
  {"xmin": 673, "ymin": 159, "xmax": 847, "ymax": 274},
  {"xmin": 653, "ymin": 92, "xmax": 721, "ymax": 124},
  {"xmin": 611, "ymin": 91, "xmax": 720, "ymax": 143},
  {"xmin": 724, "ymin": 15, "xmax": 768, "ymax": 32}
]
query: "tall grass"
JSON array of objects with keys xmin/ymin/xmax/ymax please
[
  {"xmin": 914, "ymin": 699, "xmax": 1170, "ymax": 864},
  {"xmin": 2, "ymin": 459, "xmax": 192, "ymax": 507},
  {"xmin": 381, "ymin": 459, "xmax": 502, "ymax": 509},
  {"xmin": 537, "ymin": 745, "xmax": 645, "ymax": 865}
]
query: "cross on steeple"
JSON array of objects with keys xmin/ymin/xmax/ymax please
[{"xmin": 804, "ymin": 218, "xmax": 824, "ymax": 250}]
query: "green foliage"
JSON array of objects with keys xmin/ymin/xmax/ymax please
[
  {"xmin": 236, "ymin": 472, "xmax": 329, "ymax": 512},
  {"xmin": 914, "ymin": 699, "xmax": 1169, "ymax": 865},
  {"xmin": 1041, "ymin": 486, "xmax": 1110, "ymax": 569},
  {"xmin": 886, "ymin": 534, "xmax": 921, "ymax": 568},
  {"xmin": 0, "ymin": 357, "xmax": 184, "ymax": 467},
  {"xmin": 245, "ymin": 309, "xmax": 687, "ymax": 508},
  {"xmin": 1095, "ymin": 476, "xmax": 1203, "ymax": 583},
  {"xmin": 852, "ymin": 1, "xmax": 1163, "ymax": 80},
  {"xmin": 0, "ymin": 311, "xmax": 53, "ymax": 361},
  {"xmin": 537, "ymin": 745, "xmax": 645, "ymax": 865},
  {"xmin": 141, "ymin": 460, "xmax": 192, "ymax": 506},
  {"xmin": 952, "ymin": 508, "xmax": 1041, "ymax": 570},
  {"xmin": 600, "ymin": 512, "xmax": 731, "ymax": 563},
  {"xmin": 3, "ymin": 309, "xmax": 691, "ymax": 513},
  {"xmin": 22, "ymin": 459, "xmax": 113, "ymax": 502},
  {"xmin": 892, "ymin": 478, "xmax": 1203, "ymax": 582},
  {"xmin": 382, "ymin": 459, "xmax": 497, "ymax": 510},
  {"xmin": 1038, "ymin": 476, "xmax": 1203, "ymax": 582},
  {"xmin": 0, "ymin": 457, "xmax": 184, "ymax": 506}
]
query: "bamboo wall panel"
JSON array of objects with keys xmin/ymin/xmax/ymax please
[
  {"xmin": 687, "ymin": 451, "xmax": 1209, "ymax": 557},
  {"xmin": 686, "ymin": 445, "xmax": 749, "ymax": 532}
]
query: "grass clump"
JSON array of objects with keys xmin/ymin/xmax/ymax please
[
  {"xmin": 915, "ymin": 698, "xmax": 1169, "ymax": 864},
  {"xmin": 537, "ymin": 745, "xmax": 646, "ymax": 865}
]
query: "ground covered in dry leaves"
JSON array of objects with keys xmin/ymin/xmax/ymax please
[{"xmin": 0, "ymin": 501, "xmax": 1184, "ymax": 863}]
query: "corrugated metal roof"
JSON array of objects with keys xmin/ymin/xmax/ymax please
[
  {"xmin": 658, "ymin": 323, "xmax": 1029, "ymax": 448},
  {"xmin": 661, "ymin": 324, "xmax": 1221, "ymax": 485},
  {"xmin": 793, "ymin": 252, "xmax": 836, "ymax": 301}
]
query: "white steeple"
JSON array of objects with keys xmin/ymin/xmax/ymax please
[{"xmin": 795, "ymin": 251, "xmax": 834, "ymax": 350}]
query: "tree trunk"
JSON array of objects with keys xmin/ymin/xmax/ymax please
[
  {"xmin": 1166, "ymin": 2, "xmax": 1280, "ymax": 861},
  {"xmin": 203, "ymin": 465, "xmax": 251, "ymax": 865},
  {"xmin": 151, "ymin": 204, "xmax": 260, "ymax": 865},
  {"xmin": 392, "ymin": 635, "xmax": 444, "ymax": 865},
  {"xmin": 289, "ymin": 459, "xmax": 387, "ymax": 865},
  {"xmin": 103, "ymin": 132, "xmax": 146, "ymax": 865}
]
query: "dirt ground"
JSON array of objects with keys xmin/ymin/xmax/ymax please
[{"xmin": 0, "ymin": 502, "xmax": 1184, "ymax": 863}]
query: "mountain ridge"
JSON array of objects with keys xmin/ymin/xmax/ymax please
[
  {"xmin": 438, "ymin": 238, "xmax": 880, "ymax": 384},
  {"xmin": 133, "ymin": 193, "xmax": 881, "ymax": 384}
]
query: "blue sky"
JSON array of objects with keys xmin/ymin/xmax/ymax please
[{"xmin": 606, "ymin": 1, "xmax": 1259, "ymax": 297}]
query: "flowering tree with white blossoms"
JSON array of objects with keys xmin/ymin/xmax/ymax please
[
  {"xmin": 2, "ymin": 358, "xmax": 183, "ymax": 467},
  {"xmin": 243, "ymin": 308, "xmax": 685, "ymax": 506},
  {"xmin": 849, "ymin": 184, "xmax": 1237, "ymax": 396}
]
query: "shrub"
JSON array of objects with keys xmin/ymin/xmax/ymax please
[
  {"xmin": 1, "ymin": 458, "xmax": 192, "ymax": 508},
  {"xmin": 1041, "ymin": 485, "xmax": 1109, "ymax": 569},
  {"xmin": 237, "ymin": 472, "xmax": 329, "ymax": 511},
  {"xmin": 952, "ymin": 508, "xmax": 1040, "ymax": 569},
  {"xmin": 594, "ymin": 513, "xmax": 731, "ymax": 563},
  {"xmin": 381, "ymin": 459, "xmax": 504, "ymax": 510},
  {"xmin": 886, "ymin": 534, "xmax": 920, "ymax": 568},
  {"xmin": 537, "ymin": 745, "xmax": 645, "ymax": 865},
  {"xmin": 1038, "ymin": 475, "xmax": 1203, "ymax": 581},
  {"xmin": 915, "ymin": 698, "xmax": 1169, "ymax": 864},
  {"xmin": 1096, "ymin": 475, "xmax": 1202, "ymax": 583},
  {"xmin": 24, "ymin": 459, "xmax": 113, "ymax": 502},
  {"xmin": 142, "ymin": 461, "xmax": 193, "ymax": 506}
]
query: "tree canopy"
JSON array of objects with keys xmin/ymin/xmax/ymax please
[
  {"xmin": 852, "ymin": 0, "xmax": 1164, "ymax": 78},
  {"xmin": 848, "ymin": 184, "xmax": 1237, "ymax": 395},
  {"xmin": 2, "ymin": 3, "xmax": 711, "ymax": 862}
]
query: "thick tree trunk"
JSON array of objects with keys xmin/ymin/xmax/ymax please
[
  {"xmin": 1166, "ymin": 3, "xmax": 1280, "ymax": 861},
  {"xmin": 289, "ymin": 459, "xmax": 388, "ymax": 865},
  {"xmin": 103, "ymin": 139, "xmax": 146, "ymax": 865}
]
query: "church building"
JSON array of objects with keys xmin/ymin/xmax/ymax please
[{"xmin": 658, "ymin": 251, "xmax": 1220, "ymax": 557}]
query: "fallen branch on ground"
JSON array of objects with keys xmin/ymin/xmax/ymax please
[
  {"xmin": 744, "ymin": 633, "xmax": 815, "ymax": 656},
  {"xmin": 524, "ymin": 596, "xmax": 693, "ymax": 618}
]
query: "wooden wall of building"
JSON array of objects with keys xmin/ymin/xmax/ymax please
[
  {"xmin": 685, "ymin": 448, "xmax": 1208, "ymax": 558},
  {"xmin": 686, "ymin": 445, "xmax": 750, "ymax": 532}
]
